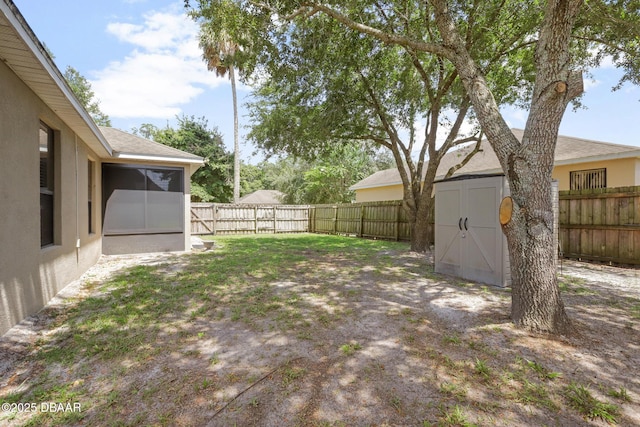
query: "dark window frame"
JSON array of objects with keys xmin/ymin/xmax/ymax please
[
  {"xmin": 40, "ymin": 122, "xmax": 55, "ymax": 247},
  {"xmin": 88, "ymin": 160, "xmax": 95, "ymax": 234},
  {"xmin": 569, "ymin": 168, "xmax": 607, "ymax": 191}
]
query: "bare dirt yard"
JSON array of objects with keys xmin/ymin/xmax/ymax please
[{"xmin": 1, "ymin": 234, "xmax": 639, "ymax": 426}]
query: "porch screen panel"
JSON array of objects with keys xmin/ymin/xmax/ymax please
[
  {"xmin": 103, "ymin": 164, "xmax": 184, "ymax": 235},
  {"xmin": 146, "ymin": 168, "xmax": 184, "ymax": 231}
]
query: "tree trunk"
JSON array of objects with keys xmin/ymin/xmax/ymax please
[
  {"xmin": 410, "ymin": 209, "xmax": 431, "ymax": 252},
  {"xmin": 502, "ymin": 167, "xmax": 571, "ymax": 334},
  {"xmin": 230, "ymin": 65, "xmax": 240, "ymax": 203},
  {"xmin": 429, "ymin": 0, "xmax": 582, "ymax": 335},
  {"xmin": 408, "ymin": 186, "xmax": 434, "ymax": 253}
]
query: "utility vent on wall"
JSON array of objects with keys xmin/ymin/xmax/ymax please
[{"xmin": 434, "ymin": 174, "xmax": 558, "ymax": 287}]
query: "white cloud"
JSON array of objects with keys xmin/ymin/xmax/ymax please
[
  {"xmin": 583, "ymin": 77, "xmax": 601, "ymax": 92},
  {"xmin": 90, "ymin": 6, "xmax": 226, "ymax": 119}
]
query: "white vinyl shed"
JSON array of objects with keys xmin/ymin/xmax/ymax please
[{"xmin": 434, "ymin": 174, "xmax": 558, "ymax": 287}]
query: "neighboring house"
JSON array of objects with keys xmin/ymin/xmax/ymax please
[
  {"xmin": 351, "ymin": 128, "xmax": 640, "ymax": 202},
  {"xmin": 238, "ymin": 190, "xmax": 284, "ymax": 204},
  {"xmin": 0, "ymin": 0, "xmax": 203, "ymax": 335}
]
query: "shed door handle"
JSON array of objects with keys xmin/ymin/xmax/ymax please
[
  {"xmin": 464, "ymin": 218, "xmax": 468, "ymax": 230},
  {"xmin": 458, "ymin": 218, "xmax": 463, "ymax": 230}
]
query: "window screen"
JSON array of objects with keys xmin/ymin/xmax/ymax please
[{"xmin": 102, "ymin": 164, "xmax": 184, "ymax": 235}]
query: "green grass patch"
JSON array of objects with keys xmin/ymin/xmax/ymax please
[
  {"xmin": 436, "ymin": 404, "xmax": 478, "ymax": 427},
  {"xmin": 3, "ymin": 234, "xmax": 415, "ymax": 425},
  {"xmin": 558, "ymin": 275, "xmax": 593, "ymax": 295},
  {"xmin": 564, "ymin": 382, "xmax": 620, "ymax": 423},
  {"xmin": 339, "ymin": 342, "xmax": 363, "ymax": 356},
  {"xmin": 607, "ymin": 387, "xmax": 632, "ymax": 403}
]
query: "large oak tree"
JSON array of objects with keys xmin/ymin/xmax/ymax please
[{"xmin": 187, "ymin": 0, "xmax": 640, "ymax": 335}]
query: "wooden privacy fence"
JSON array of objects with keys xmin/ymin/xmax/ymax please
[
  {"xmin": 191, "ymin": 203, "xmax": 310, "ymax": 235},
  {"xmin": 309, "ymin": 201, "xmax": 411, "ymax": 241},
  {"xmin": 559, "ymin": 186, "xmax": 640, "ymax": 265},
  {"xmin": 191, "ymin": 201, "xmax": 413, "ymax": 241}
]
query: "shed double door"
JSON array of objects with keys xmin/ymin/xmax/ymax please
[{"xmin": 434, "ymin": 176, "xmax": 507, "ymax": 287}]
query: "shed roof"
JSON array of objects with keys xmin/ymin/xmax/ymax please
[{"xmin": 351, "ymin": 129, "xmax": 640, "ymax": 190}]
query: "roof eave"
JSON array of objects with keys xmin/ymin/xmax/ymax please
[{"xmin": 0, "ymin": 0, "xmax": 112, "ymax": 157}]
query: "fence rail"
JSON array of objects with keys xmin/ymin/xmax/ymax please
[
  {"xmin": 191, "ymin": 203, "xmax": 310, "ymax": 235},
  {"xmin": 558, "ymin": 186, "xmax": 640, "ymax": 265}
]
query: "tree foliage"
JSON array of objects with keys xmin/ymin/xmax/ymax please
[
  {"xmin": 64, "ymin": 66, "xmax": 111, "ymax": 126},
  {"xmin": 239, "ymin": 147, "xmax": 392, "ymax": 204},
  {"xmin": 135, "ymin": 116, "xmax": 234, "ymax": 202}
]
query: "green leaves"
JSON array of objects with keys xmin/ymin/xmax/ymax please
[
  {"xmin": 147, "ymin": 115, "xmax": 234, "ymax": 202},
  {"xmin": 64, "ymin": 66, "xmax": 111, "ymax": 126}
]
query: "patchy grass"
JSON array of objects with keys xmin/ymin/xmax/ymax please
[
  {"xmin": 1, "ymin": 234, "xmax": 638, "ymax": 426},
  {"xmin": 564, "ymin": 382, "xmax": 620, "ymax": 423},
  {"xmin": 339, "ymin": 342, "xmax": 362, "ymax": 356},
  {"xmin": 558, "ymin": 275, "xmax": 594, "ymax": 295}
]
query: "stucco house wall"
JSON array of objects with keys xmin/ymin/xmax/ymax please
[
  {"xmin": 552, "ymin": 157, "xmax": 640, "ymax": 191},
  {"xmin": 1, "ymin": 59, "xmax": 102, "ymax": 335}
]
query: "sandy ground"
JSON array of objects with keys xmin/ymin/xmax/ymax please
[{"xmin": 1, "ymin": 249, "xmax": 639, "ymax": 426}]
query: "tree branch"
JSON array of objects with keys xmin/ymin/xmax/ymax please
[
  {"xmin": 444, "ymin": 134, "xmax": 484, "ymax": 179},
  {"xmin": 430, "ymin": 0, "xmax": 520, "ymax": 165},
  {"xmin": 273, "ymin": 2, "xmax": 458, "ymax": 60}
]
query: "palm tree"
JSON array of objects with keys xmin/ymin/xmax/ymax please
[{"xmin": 199, "ymin": 29, "xmax": 241, "ymax": 203}]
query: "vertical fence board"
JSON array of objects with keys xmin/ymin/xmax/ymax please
[
  {"xmin": 191, "ymin": 203, "xmax": 310, "ymax": 235},
  {"xmin": 559, "ymin": 186, "xmax": 640, "ymax": 265}
]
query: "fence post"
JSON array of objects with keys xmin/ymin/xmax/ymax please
[
  {"xmin": 274, "ymin": 206, "xmax": 278, "ymax": 233},
  {"xmin": 333, "ymin": 205, "xmax": 338, "ymax": 234},
  {"xmin": 395, "ymin": 202, "xmax": 401, "ymax": 241},
  {"xmin": 254, "ymin": 206, "xmax": 258, "ymax": 234},
  {"xmin": 359, "ymin": 204, "xmax": 365, "ymax": 237},
  {"xmin": 213, "ymin": 204, "xmax": 217, "ymax": 236}
]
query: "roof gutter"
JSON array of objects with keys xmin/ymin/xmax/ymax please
[
  {"xmin": 1, "ymin": 0, "xmax": 112, "ymax": 156},
  {"xmin": 112, "ymin": 151, "xmax": 205, "ymax": 165}
]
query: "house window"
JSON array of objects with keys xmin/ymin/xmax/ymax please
[
  {"xmin": 88, "ymin": 160, "xmax": 95, "ymax": 234},
  {"xmin": 570, "ymin": 168, "xmax": 606, "ymax": 190},
  {"xmin": 40, "ymin": 123, "xmax": 55, "ymax": 247},
  {"xmin": 102, "ymin": 164, "xmax": 184, "ymax": 235}
]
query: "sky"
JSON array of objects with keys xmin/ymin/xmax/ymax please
[{"xmin": 12, "ymin": 0, "xmax": 640, "ymax": 165}]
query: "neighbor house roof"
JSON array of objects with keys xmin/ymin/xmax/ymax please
[
  {"xmin": 99, "ymin": 127, "xmax": 204, "ymax": 164},
  {"xmin": 238, "ymin": 190, "xmax": 284, "ymax": 204},
  {"xmin": 351, "ymin": 129, "xmax": 640, "ymax": 190},
  {"xmin": 0, "ymin": 0, "xmax": 112, "ymax": 157}
]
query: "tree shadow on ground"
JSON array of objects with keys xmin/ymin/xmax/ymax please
[{"xmin": 0, "ymin": 235, "xmax": 638, "ymax": 426}]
